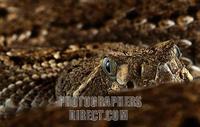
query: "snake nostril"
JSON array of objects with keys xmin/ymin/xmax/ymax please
[{"xmin": 127, "ymin": 81, "xmax": 134, "ymax": 88}]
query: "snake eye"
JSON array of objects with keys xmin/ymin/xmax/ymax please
[
  {"xmin": 173, "ymin": 45, "xmax": 182, "ymax": 58},
  {"xmin": 101, "ymin": 57, "xmax": 117, "ymax": 77}
]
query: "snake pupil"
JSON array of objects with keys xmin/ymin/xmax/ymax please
[
  {"xmin": 102, "ymin": 57, "xmax": 117, "ymax": 78},
  {"xmin": 105, "ymin": 60, "xmax": 111, "ymax": 73}
]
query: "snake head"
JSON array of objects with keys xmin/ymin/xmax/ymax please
[{"xmin": 56, "ymin": 41, "xmax": 193, "ymax": 96}]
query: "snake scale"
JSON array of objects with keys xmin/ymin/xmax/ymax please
[{"xmin": 0, "ymin": 0, "xmax": 200, "ymax": 127}]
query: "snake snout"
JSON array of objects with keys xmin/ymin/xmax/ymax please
[{"xmin": 155, "ymin": 59, "xmax": 193, "ymax": 83}]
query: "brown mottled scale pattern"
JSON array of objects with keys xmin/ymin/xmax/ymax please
[
  {"xmin": 0, "ymin": 41, "xmax": 194, "ymax": 119},
  {"xmin": 0, "ymin": 44, "xmax": 101, "ymax": 116},
  {"xmin": 0, "ymin": 0, "xmax": 200, "ymax": 63},
  {"xmin": 1, "ymin": 81, "xmax": 200, "ymax": 127},
  {"xmin": 0, "ymin": 0, "xmax": 199, "ymax": 127},
  {"xmin": 56, "ymin": 41, "xmax": 193, "ymax": 97}
]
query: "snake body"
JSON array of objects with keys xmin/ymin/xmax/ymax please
[{"xmin": 0, "ymin": 0, "xmax": 200, "ymax": 127}]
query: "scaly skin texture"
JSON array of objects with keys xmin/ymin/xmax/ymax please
[
  {"xmin": 0, "ymin": 41, "xmax": 192, "ymax": 118},
  {"xmin": 1, "ymin": 81, "xmax": 200, "ymax": 127},
  {"xmin": 0, "ymin": 0, "xmax": 200, "ymax": 63},
  {"xmin": 56, "ymin": 41, "xmax": 192, "ymax": 97},
  {"xmin": 0, "ymin": 0, "xmax": 200, "ymax": 127}
]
